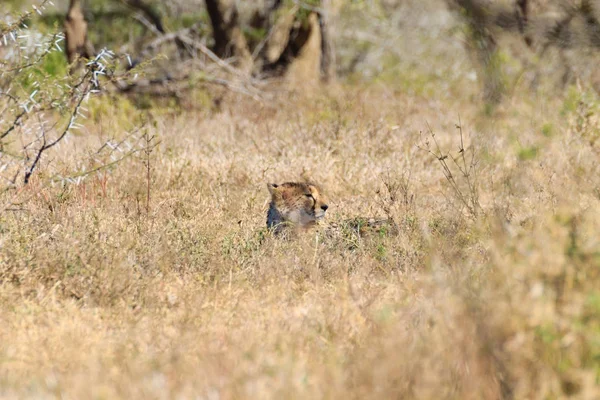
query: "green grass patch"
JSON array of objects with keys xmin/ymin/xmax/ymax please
[{"xmin": 518, "ymin": 145, "xmax": 539, "ymax": 161}]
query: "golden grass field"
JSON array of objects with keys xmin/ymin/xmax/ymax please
[{"xmin": 1, "ymin": 79, "xmax": 599, "ymax": 399}]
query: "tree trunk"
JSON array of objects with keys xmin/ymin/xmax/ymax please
[
  {"xmin": 64, "ymin": 0, "xmax": 94, "ymax": 64},
  {"xmin": 248, "ymin": 0, "xmax": 284, "ymax": 62},
  {"xmin": 203, "ymin": 0, "xmax": 335, "ymax": 82},
  {"xmin": 515, "ymin": 0, "xmax": 532, "ymax": 46},
  {"xmin": 318, "ymin": 0, "xmax": 335, "ymax": 82},
  {"xmin": 261, "ymin": 12, "xmax": 313, "ymax": 77},
  {"xmin": 448, "ymin": 0, "xmax": 504, "ymax": 103},
  {"xmin": 204, "ymin": 0, "xmax": 252, "ymax": 71}
]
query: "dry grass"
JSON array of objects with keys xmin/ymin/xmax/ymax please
[{"xmin": 1, "ymin": 79, "xmax": 600, "ymax": 399}]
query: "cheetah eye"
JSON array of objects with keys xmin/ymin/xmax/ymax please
[{"xmin": 305, "ymin": 194, "xmax": 314, "ymax": 200}]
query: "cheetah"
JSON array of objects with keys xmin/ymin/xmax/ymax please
[
  {"xmin": 265, "ymin": 182, "xmax": 398, "ymax": 240},
  {"xmin": 266, "ymin": 182, "xmax": 329, "ymax": 234}
]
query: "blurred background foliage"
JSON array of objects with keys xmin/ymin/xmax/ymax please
[{"xmin": 6, "ymin": 0, "xmax": 600, "ymax": 109}]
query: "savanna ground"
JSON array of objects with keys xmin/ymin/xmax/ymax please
[{"xmin": 2, "ymin": 1, "xmax": 600, "ymax": 399}]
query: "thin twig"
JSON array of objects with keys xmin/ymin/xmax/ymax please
[{"xmin": 417, "ymin": 121, "xmax": 481, "ymax": 218}]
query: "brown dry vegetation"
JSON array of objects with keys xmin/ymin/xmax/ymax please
[
  {"xmin": 2, "ymin": 82, "xmax": 600, "ymax": 398},
  {"xmin": 2, "ymin": 1, "xmax": 600, "ymax": 399}
]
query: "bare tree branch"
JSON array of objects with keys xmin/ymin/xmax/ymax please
[
  {"xmin": 0, "ymin": 109, "xmax": 26, "ymax": 141},
  {"xmin": 122, "ymin": 0, "xmax": 165, "ymax": 34}
]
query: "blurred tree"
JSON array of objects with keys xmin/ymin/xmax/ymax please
[
  {"xmin": 65, "ymin": 0, "xmax": 166, "ymax": 63},
  {"xmin": 449, "ymin": 0, "xmax": 504, "ymax": 103},
  {"xmin": 319, "ymin": 0, "xmax": 335, "ymax": 82},
  {"xmin": 447, "ymin": 0, "xmax": 600, "ymax": 102},
  {"xmin": 65, "ymin": 0, "xmax": 94, "ymax": 63},
  {"xmin": 205, "ymin": 0, "xmax": 334, "ymax": 81},
  {"xmin": 61, "ymin": 0, "xmax": 335, "ymax": 95},
  {"xmin": 516, "ymin": 0, "xmax": 531, "ymax": 46},
  {"xmin": 205, "ymin": 0, "xmax": 253, "ymax": 72}
]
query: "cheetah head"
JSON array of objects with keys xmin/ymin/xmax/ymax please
[{"xmin": 267, "ymin": 182, "xmax": 329, "ymax": 229}]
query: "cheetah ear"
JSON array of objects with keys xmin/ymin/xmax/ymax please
[{"xmin": 267, "ymin": 183, "xmax": 279, "ymax": 195}]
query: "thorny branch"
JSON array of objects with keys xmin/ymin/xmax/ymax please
[
  {"xmin": 23, "ymin": 80, "xmax": 89, "ymax": 184},
  {"xmin": 0, "ymin": 0, "xmax": 51, "ymax": 37},
  {"xmin": 20, "ymin": 49, "xmax": 117, "ymax": 184},
  {"xmin": 0, "ymin": 32, "xmax": 65, "ymax": 73}
]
